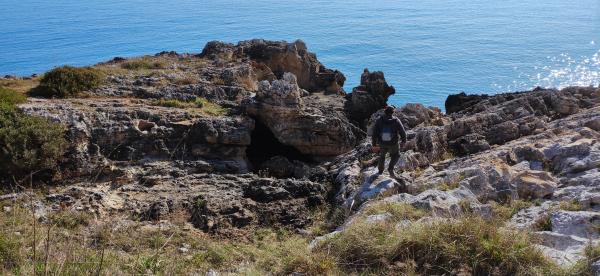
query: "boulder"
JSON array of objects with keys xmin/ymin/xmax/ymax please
[
  {"xmin": 550, "ymin": 211, "xmax": 600, "ymax": 238},
  {"xmin": 515, "ymin": 170, "xmax": 557, "ymax": 199}
]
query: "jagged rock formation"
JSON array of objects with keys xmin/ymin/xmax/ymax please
[
  {"xmin": 347, "ymin": 69, "xmax": 395, "ymax": 126},
  {"xmin": 327, "ymin": 86, "xmax": 600, "ymax": 266},
  {"xmin": 201, "ymin": 39, "xmax": 346, "ymax": 94},
  {"xmin": 245, "ymin": 73, "xmax": 359, "ymax": 158}
]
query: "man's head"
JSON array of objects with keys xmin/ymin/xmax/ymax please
[{"xmin": 384, "ymin": 106, "xmax": 395, "ymax": 116}]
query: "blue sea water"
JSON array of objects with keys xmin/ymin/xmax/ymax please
[{"xmin": 1, "ymin": 0, "xmax": 599, "ymax": 109}]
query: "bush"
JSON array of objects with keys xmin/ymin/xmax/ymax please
[
  {"xmin": 317, "ymin": 216, "xmax": 555, "ymax": 275},
  {"xmin": 33, "ymin": 66, "xmax": 104, "ymax": 98},
  {"xmin": 0, "ymin": 87, "xmax": 26, "ymax": 105},
  {"xmin": 0, "ymin": 103, "xmax": 67, "ymax": 178}
]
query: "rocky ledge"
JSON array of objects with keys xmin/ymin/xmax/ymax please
[{"xmin": 2, "ymin": 39, "xmax": 600, "ymax": 270}]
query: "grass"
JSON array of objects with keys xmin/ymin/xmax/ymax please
[
  {"xmin": 150, "ymin": 97, "xmax": 228, "ymax": 116},
  {"xmin": 151, "ymin": 98, "xmax": 204, "ymax": 109},
  {"xmin": 49, "ymin": 211, "xmax": 93, "ymax": 230},
  {"xmin": 120, "ymin": 57, "xmax": 168, "ymax": 70},
  {"xmin": 0, "ymin": 203, "xmax": 338, "ymax": 275},
  {"xmin": 315, "ymin": 215, "xmax": 558, "ymax": 275},
  {"xmin": 491, "ymin": 199, "xmax": 533, "ymax": 220},
  {"xmin": 533, "ymin": 214, "xmax": 553, "ymax": 231},
  {"xmin": 2, "ymin": 195, "xmax": 597, "ymax": 275},
  {"xmin": 559, "ymin": 200, "xmax": 583, "ymax": 211},
  {"xmin": 0, "ymin": 87, "xmax": 27, "ymax": 105},
  {"xmin": 0, "ymin": 78, "xmax": 39, "ymax": 94}
]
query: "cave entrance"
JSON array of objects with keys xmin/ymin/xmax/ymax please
[{"xmin": 246, "ymin": 119, "xmax": 312, "ymax": 171}]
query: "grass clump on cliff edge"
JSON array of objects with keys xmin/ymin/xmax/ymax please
[
  {"xmin": 121, "ymin": 57, "xmax": 168, "ymax": 70},
  {"xmin": 0, "ymin": 88, "xmax": 67, "ymax": 179},
  {"xmin": 0, "ymin": 77, "xmax": 40, "ymax": 94},
  {"xmin": 315, "ymin": 215, "xmax": 555, "ymax": 275},
  {"xmin": 32, "ymin": 66, "xmax": 104, "ymax": 98},
  {"xmin": 151, "ymin": 97, "xmax": 228, "ymax": 116}
]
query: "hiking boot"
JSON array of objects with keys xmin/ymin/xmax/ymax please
[{"xmin": 388, "ymin": 169, "xmax": 397, "ymax": 179}]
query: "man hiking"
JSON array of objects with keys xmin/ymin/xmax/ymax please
[{"xmin": 372, "ymin": 106, "xmax": 407, "ymax": 178}]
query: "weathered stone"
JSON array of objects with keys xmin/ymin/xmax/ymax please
[{"xmin": 515, "ymin": 170, "xmax": 557, "ymax": 199}]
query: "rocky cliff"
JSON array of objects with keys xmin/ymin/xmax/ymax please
[{"xmin": 2, "ymin": 39, "xmax": 599, "ymax": 273}]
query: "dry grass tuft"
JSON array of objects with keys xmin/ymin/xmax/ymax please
[{"xmin": 316, "ymin": 215, "xmax": 558, "ymax": 275}]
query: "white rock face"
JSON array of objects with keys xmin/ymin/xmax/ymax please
[{"xmin": 551, "ymin": 211, "xmax": 600, "ymax": 239}]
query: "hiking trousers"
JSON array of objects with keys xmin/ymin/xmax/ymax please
[{"xmin": 378, "ymin": 143, "xmax": 400, "ymax": 173}]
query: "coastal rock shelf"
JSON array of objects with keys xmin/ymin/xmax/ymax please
[{"xmin": 2, "ymin": 39, "xmax": 599, "ymax": 269}]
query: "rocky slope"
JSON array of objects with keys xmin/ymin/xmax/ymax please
[{"xmin": 2, "ymin": 39, "xmax": 600, "ymax": 271}]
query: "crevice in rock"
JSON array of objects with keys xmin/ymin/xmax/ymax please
[{"xmin": 246, "ymin": 119, "xmax": 311, "ymax": 171}]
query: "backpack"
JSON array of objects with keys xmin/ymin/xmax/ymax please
[{"xmin": 380, "ymin": 121, "xmax": 393, "ymax": 142}]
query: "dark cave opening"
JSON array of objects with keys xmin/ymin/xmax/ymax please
[{"xmin": 246, "ymin": 119, "xmax": 312, "ymax": 171}]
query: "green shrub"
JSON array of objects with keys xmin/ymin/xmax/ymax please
[
  {"xmin": 317, "ymin": 216, "xmax": 555, "ymax": 275},
  {"xmin": 0, "ymin": 104, "xmax": 67, "ymax": 177},
  {"xmin": 33, "ymin": 66, "xmax": 104, "ymax": 98},
  {"xmin": 0, "ymin": 87, "xmax": 26, "ymax": 105}
]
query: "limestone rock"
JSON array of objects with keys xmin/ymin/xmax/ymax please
[
  {"xmin": 348, "ymin": 69, "xmax": 395, "ymax": 125},
  {"xmin": 515, "ymin": 171, "xmax": 557, "ymax": 199},
  {"xmin": 246, "ymin": 73, "xmax": 358, "ymax": 158}
]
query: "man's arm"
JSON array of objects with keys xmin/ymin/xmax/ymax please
[
  {"xmin": 372, "ymin": 119, "xmax": 381, "ymax": 146},
  {"xmin": 397, "ymin": 119, "xmax": 407, "ymax": 144}
]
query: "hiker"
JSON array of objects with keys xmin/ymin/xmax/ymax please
[{"xmin": 372, "ymin": 106, "xmax": 407, "ymax": 178}]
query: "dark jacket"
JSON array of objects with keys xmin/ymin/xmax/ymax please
[{"xmin": 372, "ymin": 115, "xmax": 407, "ymax": 146}]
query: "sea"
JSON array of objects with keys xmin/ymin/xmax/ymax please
[{"xmin": 1, "ymin": 0, "xmax": 599, "ymax": 109}]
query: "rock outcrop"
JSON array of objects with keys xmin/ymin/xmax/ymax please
[
  {"xmin": 5, "ymin": 38, "xmax": 600, "ymax": 268},
  {"xmin": 347, "ymin": 69, "xmax": 396, "ymax": 126},
  {"xmin": 201, "ymin": 39, "xmax": 346, "ymax": 94},
  {"xmin": 327, "ymin": 86, "xmax": 600, "ymax": 266},
  {"xmin": 245, "ymin": 73, "xmax": 359, "ymax": 158}
]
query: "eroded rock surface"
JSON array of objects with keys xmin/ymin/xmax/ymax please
[{"xmin": 5, "ymin": 39, "xmax": 600, "ymax": 267}]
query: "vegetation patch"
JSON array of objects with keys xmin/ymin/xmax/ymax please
[
  {"xmin": 49, "ymin": 211, "xmax": 92, "ymax": 230},
  {"xmin": 0, "ymin": 77, "xmax": 40, "ymax": 94},
  {"xmin": 559, "ymin": 200, "xmax": 583, "ymax": 211},
  {"xmin": 121, "ymin": 58, "xmax": 168, "ymax": 70},
  {"xmin": 0, "ymin": 235, "xmax": 21, "ymax": 270},
  {"xmin": 0, "ymin": 87, "xmax": 27, "ymax": 105},
  {"xmin": 316, "ymin": 216, "xmax": 557, "ymax": 275},
  {"xmin": 491, "ymin": 199, "xmax": 533, "ymax": 220},
  {"xmin": 151, "ymin": 98, "xmax": 204, "ymax": 109},
  {"xmin": 0, "ymin": 97, "xmax": 67, "ymax": 180},
  {"xmin": 32, "ymin": 66, "xmax": 104, "ymax": 98},
  {"xmin": 150, "ymin": 97, "xmax": 228, "ymax": 116},
  {"xmin": 533, "ymin": 214, "xmax": 553, "ymax": 231}
]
